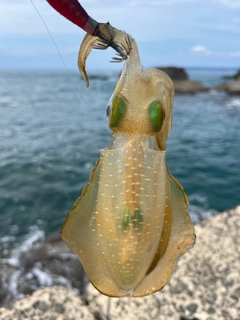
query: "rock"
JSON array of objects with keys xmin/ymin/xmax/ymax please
[
  {"xmin": 227, "ymin": 81, "xmax": 240, "ymax": 95},
  {"xmin": 83, "ymin": 206, "xmax": 240, "ymax": 320},
  {"xmin": 213, "ymin": 83, "xmax": 229, "ymax": 91},
  {"xmin": 143, "ymin": 66, "xmax": 208, "ymax": 93},
  {"xmin": 213, "ymin": 80, "xmax": 240, "ymax": 95},
  {"xmin": 222, "ymin": 69, "xmax": 240, "ymax": 81},
  {"xmin": 186, "ymin": 302, "xmax": 198, "ymax": 314},
  {"xmin": 0, "ymin": 237, "xmax": 87, "ymax": 306},
  {"xmin": 207, "ymin": 306, "xmax": 215, "ymax": 314},
  {"xmin": 0, "ymin": 206, "xmax": 240, "ymax": 320},
  {"xmin": 173, "ymin": 80, "xmax": 209, "ymax": 94},
  {"xmin": 169, "ymin": 280, "xmax": 188, "ymax": 294},
  {"xmin": 0, "ymin": 286, "xmax": 94, "ymax": 320},
  {"xmin": 156, "ymin": 66, "xmax": 188, "ymax": 80}
]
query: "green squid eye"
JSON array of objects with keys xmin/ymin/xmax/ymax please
[
  {"xmin": 109, "ymin": 96, "xmax": 126, "ymax": 128},
  {"xmin": 148, "ymin": 100, "xmax": 165, "ymax": 132}
]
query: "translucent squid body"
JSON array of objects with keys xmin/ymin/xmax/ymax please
[{"xmin": 61, "ymin": 24, "xmax": 195, "ymax": 297}]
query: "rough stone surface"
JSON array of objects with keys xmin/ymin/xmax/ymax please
[
  {"xmin": 173, "ymin": 80, "xmax": 209, "ymax": 94},
  {"xmin": 0, "ymin": 206, "xmax": 240, "ymax": 320},
  {"xmin": 85, "ymin": 206, "xmax": 240, "ymax": 320},
  {"xmin": 213, "ymin": 80, "xmax": 240, "ymax": 95},
  {"xmin": 0, "ymin": 286, "xmax": 95, "ymax": 320},
  {"xmin": 156, "ymin": 66, "xmax": 188, "ymax": 80}
]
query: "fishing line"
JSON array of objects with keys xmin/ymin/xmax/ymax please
[
  {"xmin": 30, "ymin": 0, "xmax": 68, "ymax": 70},
  {"xmin": 30, "ymin": 0, "xmax": 87, "ymax": 103}
]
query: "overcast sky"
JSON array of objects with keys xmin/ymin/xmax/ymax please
[{"xmin": 0, "ymin": 0, "xmax": 240, "ymax": 71}]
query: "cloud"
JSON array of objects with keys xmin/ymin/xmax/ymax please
[
  {"xmin": 191, "ymin": 45, "xmax": 211, "ymax": 55},
  {"xmin": 214, "ymin": 0, "xmax": 240, "ymax": 7},
  {"xmin": 191, "ymin": 46, "xmax": 240, "ymax": 58}
]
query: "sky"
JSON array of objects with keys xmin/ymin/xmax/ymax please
[{"xmin": 0, "ymin": 0, "xmax": 240, "ymax": 71}]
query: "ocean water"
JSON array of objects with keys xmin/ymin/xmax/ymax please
[{"xmin": 0, "ymin": 67, "xmax": 240, "ymax": 254}]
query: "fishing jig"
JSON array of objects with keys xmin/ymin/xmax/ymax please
[{"xmin": 46, "ymin": 0, "xmax": 128, "ymax": 61}]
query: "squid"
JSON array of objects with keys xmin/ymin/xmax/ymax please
[{"xmin": 60, "ymin": 24, "xmax": 196, "ymax": 297}]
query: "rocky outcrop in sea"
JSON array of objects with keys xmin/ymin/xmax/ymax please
[
  {"xmin": 172, "ymin": 80, "xmax": 208, "ymax": 94},
  {"xmin": 222, "ymin": 69, "xmax": 240, "ymax": 81},
  {"xmin": 213, "ymin": 81, "xmax": 240, "ymax": 95},
  {"xmin": 0, "ymin": 206, "xmax": 239, "ymax": 320},
  {"xmin": 156, "ymin": 67, "xmax": 189, "ymax": 80},
  {"xmin": 156, "ymin": 66, "xmax": 240, "ymax": 94},
  {"xmin": 156, "ymin": 67, "xmax": 208, "ymax": 94},
  {"xmin": 214, "ymin": 67, "xmax": 240, "ymax": 94}
]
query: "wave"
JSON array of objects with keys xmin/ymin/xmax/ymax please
[{"xmin": 0, "ymin": 226, "xmax": 86, "ymax": 306}]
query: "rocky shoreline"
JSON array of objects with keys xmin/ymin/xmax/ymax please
[
  {"xmin": 0, "ymin": 206, "xmax": 239, "ymax": 320},
  {"xmin": 213, "ymin": 81, "xmax": 240, "ymax": 95},
  {"xmin": 157, "ymin": 67, "xmax": 240, "ymax": 94}
]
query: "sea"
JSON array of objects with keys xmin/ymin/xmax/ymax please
[{"xmin": 0, "ymin": 67, "xmax": 239, "ymax": 259}]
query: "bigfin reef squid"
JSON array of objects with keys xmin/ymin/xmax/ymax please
[{"xmin": 61, "ymin": 23, "xmax": 196, "ymax": 297}]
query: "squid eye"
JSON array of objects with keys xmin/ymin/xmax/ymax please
[
  {"xmin": 148, "ymin": 100, "xmax": 165, "ymax": 132},
  {"xmin": 106, "ymin": 105, "xmax": 110, "ymax": 117},
  {"xmin": 109, "ymin": 96, "xmax": 126, "ymax": 128}
]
